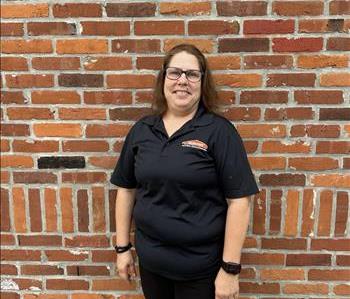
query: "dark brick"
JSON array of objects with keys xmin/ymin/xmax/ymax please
[
  {"xmin": 1, "ymin": 189, "xmax": 10, "ymax": 231},
  {"xmin": 327, "ymin": 37, "xmax": 350, "ymax": 51},
  {"xmin": 109, "ymin": 107, "xmax": 153, "ymax": 121},
  {"xmin": 219, "ymin": 38, "xmax": 269, "ymax": 52},
  {"xmin": 240, "ymin": 90, "xmax": 288, "ymax": 104},
  {"xmin": 106, "ymin": 3, "xmax": 156, "ymax": 17},
  {"xmin": 38, "ymin": 156, "xmax": 85, "ymax": 169},
  {"xmin": 260, "ymin": 174, "xmax": 306, "ymax": 186},
  {"xmin": 28, "ymin": 189, "xmax": 42, "ymax": 232},
  {"xmin": 67, "ymin": 265, "xmax": 109, "ymax": 276},
  {"xmin": 286, "ymin": 254, "xmax": 332, "ymax": 266},
  {"xmin": 319, "ymin": 108, "xmax": 350, "ymax": 120},
  {"xmin": 78, "ymin": 189, "xmax": 89, "ymax": 233},
  {"xmin": 13, "ymin": 172, "xmax": 57, "ymax": 184},
  {"xmin": 58, "ymin": 74, "xmax": 103, "ymax": 87},
  {"xmin": 327, "ymin": 19, "xmax": 345, "ymax": 32},
  {"xmin": 28, "ymin": 22, "xmax": 76, "ymax": 35}
]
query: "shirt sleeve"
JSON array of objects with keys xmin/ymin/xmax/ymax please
[
  {"xmin": 110, "ymin": 126, "xmax": 138, "ymax": 189},
  {"xmin": 212, "ymin": 120, "xmax": 259, "ymax": 199}
]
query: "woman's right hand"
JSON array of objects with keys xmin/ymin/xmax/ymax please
[{"xmin": 117, "ymin": 250, "xmax": 136, "ymax": 281}]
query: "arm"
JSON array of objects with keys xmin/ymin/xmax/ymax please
[
  {"xmin": 215, "ymin": 196, "xmax": 251, "ymax": 299},
  {"xmin": 115, "ymin": 187, "xmax": 136, "ymax": 281}
]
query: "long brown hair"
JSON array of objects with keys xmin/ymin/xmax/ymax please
[{"xmin": 152, "ymin": 44, "xmax": 219, "ymax": 115}]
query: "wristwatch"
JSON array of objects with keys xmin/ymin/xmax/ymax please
[
  {"xmin": 221, "ymin": 261, "xmax": 241, "ymax": 275},
  {"xmin": 114, "ymin": 242, "xmax": 132, "ymax": 254}
]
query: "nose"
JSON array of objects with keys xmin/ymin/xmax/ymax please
[{"xmin": 177, "ymin": 73, "xmax": 188, "ymax": 84}]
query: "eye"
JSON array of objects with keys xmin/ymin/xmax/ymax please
[{"xmin": 187, "ymin": 71, "xmax": 201, "ymax": 80}]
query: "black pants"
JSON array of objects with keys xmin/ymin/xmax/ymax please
[{"xmin": 139, "ymin": 265, "xmax": 216, "ymax": 299}]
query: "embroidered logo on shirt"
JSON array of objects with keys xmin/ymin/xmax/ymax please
[{"xmin": 181, "ymin": 140, "xmax": 208, "ymax": 152}]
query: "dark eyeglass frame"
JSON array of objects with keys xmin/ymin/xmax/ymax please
[{"xmin": 165, "ymin": 67, "xmax": 203, "ymax": 83}]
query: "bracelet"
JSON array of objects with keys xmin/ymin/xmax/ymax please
[{"xmin": 114, "ymin": 242, "xmax": 133, "ymax": 254}]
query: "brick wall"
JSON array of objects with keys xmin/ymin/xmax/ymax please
[{"xmin": 1, "ymin": 1, "xmax": 349, "ymax": 298}]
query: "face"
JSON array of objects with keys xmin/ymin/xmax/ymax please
[{"xmin": 163, "ymin": 51, "xmax": 202, "ymax": 115}]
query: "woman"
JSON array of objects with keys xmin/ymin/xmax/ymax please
[{"xmin": 111, "ymin": 44, "xmax": 259, "ymax": 299}]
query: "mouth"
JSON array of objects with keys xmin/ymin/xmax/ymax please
[{"xmin": 173, "ymin": 90, "xmax": 191, "ymax": 95}]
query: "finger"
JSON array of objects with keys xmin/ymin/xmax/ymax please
[{"xmin": 128, "ymin": 263, "xmax": 137, "ymax": 278}]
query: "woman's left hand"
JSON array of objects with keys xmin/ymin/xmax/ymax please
[{"xmin": 214, "ymin": 268, "xmax": 239, "ymax": 299}]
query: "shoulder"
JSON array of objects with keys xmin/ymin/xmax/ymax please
[{"xmin": 209, "ymin": 112, "xmax": 238, "ymax": 134}]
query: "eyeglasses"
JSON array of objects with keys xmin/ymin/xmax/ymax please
[{"xmin": 165, "ymin": 67, "xmax": 202, "ymax": 83}]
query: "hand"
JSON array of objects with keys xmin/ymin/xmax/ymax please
[
  {"xmin": 116, "ymin": 250, "xmax": 136, "ymax": 281},
  {"xmin": 215, "ymin": 268, "xmax": 239, "ymax": 299}
]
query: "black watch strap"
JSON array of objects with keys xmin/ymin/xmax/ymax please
[
  {"xmin": 114, "ymin": 242, "xmax": 132, "ymax": 254},
  {"xmin": 221, "ymin": 261, "xmax": 241, "ymax": 275}
]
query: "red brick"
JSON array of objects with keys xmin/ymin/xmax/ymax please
[
  {"xmin": 107, "ymin": 74, "xmax": 155, "ymax": 89},
  {"xmin": 299, "ymin": 19, "xmax": 346, "ymax": 33},
  {"xmin": 1, "ymin": 250, "xmax": 41, "ymax": 261},
  {"xmin": 237, "ymin": 124, "xmax": 286, "ymax": 138},
  {"xmin": 28, "ymin": 189, "xmax": 42, "ymax": 232},
  {"xmin": 28, "ymin": 22, "xmax": 76, "ymax": 35},
  {"xmin": 62, "ymin": 172, "xmax": 106, "ymax": 184},
  {"xmin": 58, "ymin": 108, "xmax": 106, "ymax": 120},
  {"xmin": 46, "ymin": 279, "xmax": 89, "ymax": 290},
  {"xmin": 216, "ymin": 1, "xmax": 267, "ymax": 16},
  {"xmin": 135, "ymin": 91, "xmax": 154, "ymax": 104},
  {"xmin": 12, "ymin": 187, "xmax": 26, "ymax": 233},
  {"xmin": 244, "ymin": 55, "xmax": 293, "ymax": 69},
  {"xmin": 112, "ymin": 39, "xmax": 160, "ymax": 53},
  {"xmin": 335, "ymin": 192, "xmax": 348, "ymax": 236},
  {"xmin": 262, "ymin": 140, "xmax": 311, "ymax": 154},
  {"xmin": 32, "ymin": 57, "xmax": 80, "ymax": 70},
  {"xmin": 297, "ymin": 54, "xmax": 348, "ymax": 68},
  {"xmin": 1, "ymin": 155, "xmax": 33, "ymax": 168},
  {"xmin": 311, "ymin": 174, "xmax": 350, "ymax": 188},
  {"xmin": 1, "ymin": 188, "xmax": 10, "ymax": 231},
  {"xmin": 63, "ymin": 141, "xmax": 109, "ymax": 153},
  {"xmin": 1, "ymin": 57, "xmax": 28, "ymax": 71},
  {"xmin": 6, "ymin": 74, "xmax": 54, "ymax": 88},
  {"xmin": 84, "ymin": 91, "xmax": 132, "ymax": 105},
  {"xmin": 65, "ymin": 235, "xmax": 109, "ymax": 248},
  {"xmin": 160, "ymin": 2, "xmax": 211, "ymax": 16},
  {"xmin": 106, "ymin": 3, "xmax": 156, "ymax": 17},
  {"xmin": 34, "ymin": 123, "xmax": 82, "ymax": 137},
  {"xmin": 286, "ymin": 254, "xmax": 331, "ymax": 266},
  {"xmin": 1, "ymin": 91, "xmax": 26, "ymax": 104},
  {"xmin": 289, "ymin": 157, "xmax": 338, "ymax": 171},
  {"xmin": 1, "ymin": 292, "xmax": 20, "ymax": 299},
  {"xmin": 1, "ymin": 139, "xmax": 10, "ymax": 152},
  {"xmin": 67, "ymin": 265, "xmax": 110, "ymax": 276},
  {"xmin": 267, "ymin": 73, "xmax": 315, "ymax": 87},
  {"xmin": 320, "ymin": 72, "xmax": 350, "ymax": 86},
  {"xmin": 92, "ymin": 187, "xmax": 106, "ymax": 232},
  {"xmin": 92, "ymin": 250, "xmax": 116, "ymax": 263},
  {"xmin": 261, "ymin": 269, "xmax": 305, "ymax": 280},
  {"xmin": 240, "ymin": 282, "xmax": 280, "ymax": 294},
  {"xmin": 309, "ymin": 269, "xmax": 350, "ymax": 281},
  {"xmin": 260, "ymin": 174, "xmax": 306, "ymax": 186},
  {"xmin": 0, "ymin": 234, "xmax": 15, "ymax": 245},
  {"xmin": 265, "ymin": 107, "xmax": 314, "ymax": 120},
  {"xmin": 19, "ymin": 235, "xmax": 62, "ymax": 247},
  {"xmin": 262, "ymin": 238, "xmax": 306, "ymax": 250},
  {"xmin": 337, "ymin": 255, "xmax": 350, "ymax": 266},
  {"xmin": 24, "ymin": 294, "xmax": 67, "ymax": 299},
  {"xmin": 219, "ymin": 38, "xmax": 269, "ymax": 52},
  {"xmin": 240, "ymin": 90, "xmax": 288, "ymax": 104},
  {"xmin": 285, "ymin": 190, "xmax": 299, "ymax": 236},
  {"xmin": 330, "ymin": 1, "xmax": 350, "ymax": 14},
  {"xmin": 344, "ymin": 157, "xmax": 350, "ymax": 169},
  {"xmin": 13, "ymin": 171, "xmax": 57, "ymax": 184},
  {"xmin": 1, "ymin": 264, "xmax": 18, "ymax": 275},
  {"xmin": 294, "ymin": 90, "xmax": 343, "ymax": 104},
  {"xmin": 327, "ymin": 37, "xmax": 350, "ymax": 50},
  {"xmin": 45, "ymin": 188, "xmax": 58, "ymax": 232},
  {"xmin": 92, "ymin": 278, "xmax": 137, "ymax": 291},
  {"xmin": 320, "ymin": 108, "xmax": 350, "ymax": 120},
  {"xmin": 32, "ymin": 90, "xmax": 80, "ymax": 104},
  {"xmin": 83, "ymin": 57, "xmax": 132, "ymax": 71},
  {"xmin": 1, "ymin": 4, "xmax": 48, "ymax": 18},
  {"xmin": 273, "ymin": 1, "xmax": 323, "ymax": 16},
  {"xmin": 1, "ymin": 40, "xmax": 52, "ymax": 53},
  {"xmin": 189, "ymin": 20, "xmax": 239, "ymax": 35},
  {"xmin": 7, "ymin": 107, "xmax": 54, "ymax": 120},
  {"xmin": 242, "ymin": 253, "xmax": 284, "ymax": 265},
  {"xmin": 311, "ymin": 238, "xmax": 350, "ymax": 251},
  {"xmin": 21, "ymin": 265, "xmax": 64, "ymax": 275},
  {"xmin": 136, "ymin": 56, "xmax": 164, "ymax": 70},
  {"xmin": 57, "ymin": 39, "xmax": 108, "ymax": 54},
  {"xmin": 334, "ymin": 284, "xmax": 350, "ymax": 295},
  {"xmin": 269, "ymin": 190, "xmax": 282, "ymax": 234},
  {"xmin": 71, "ymin": 295, "xmax": 115, "ymax": 299},
  {"xmin": 1, "ymin": 23, "xmax": 24, "ymax": 36},
  {"xmin": 290, "ymin": 125, "xmax": 340, "ymax": 138},
  {"xmin": 13, "ymin": 140, "xmax": 59, "ymax": 153},
  {"xmin": 249, "ymin": 157, "xmax": 286, "ymax": 170},
  {"xmin": 135, "ymin": 21, "xmax": 184, "ymax": 35},
  {"xmin": 273, "ymin": 38, "xmax": 323, "ymax": 52},
  {"xmin": 0, "ymin": 124, "xmax": 29, "ymax": 136},
  {"xmin": 252, "ymin": 191, "xmax": 266, "ymax": 234},
  {"xmin": 283, "ymin": 283, "xmax": 328, "ymax": 294},
  {"xmin": 81, "ymin": 21, "xmax": 129, "ymax": 36},
  {"xmin": 109, "ymin": 107, "xmax": 152, "ymax": 121},
  {"xmin": 53, "ymin": 4, "xmax": 102, "ymax": 17},
  {"xmin": 244, "ymin": 20, "xmax": 294, "ymax": 34},
  {"xmin": 214, "ymin": 74, "xmax": 262, "ymax": 88},
  {"xmin": 45, "ymin": 250, "xmax": 88, "ymax": 262},
  {"xmin": 317, "ymin": 190, "xmax": 333, "ymax": 236},
  {"xmin": 164, "ymin": 39, "xmax": 214, "ymax": 53},
  {"xmin": 77, "ymin": 189, "xmax": 89, "ymax": 232}
]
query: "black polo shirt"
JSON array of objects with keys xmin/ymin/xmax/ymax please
[{"xmin": 110, "ymin": 103, "xmax": 259, "ymax": 280}]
